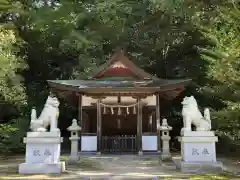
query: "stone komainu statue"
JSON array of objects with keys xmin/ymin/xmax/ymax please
[
  {"xmin": 30, "ymin": 95, "xmax": 60, "ymax": 132},
  {"xmin": 181, "ymin": 95, "xmax": 211, "ymax": 132}
]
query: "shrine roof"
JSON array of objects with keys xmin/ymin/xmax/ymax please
[
  {"xmin": 89, "ymin": 49, "xmax": 159, "ymax": 80},
  {"xmin": 48, "ymin": 49, "xmax": 191, "ymax": 98},
  {"xmin": 47, "ymin": 79, "xmax": 191, "ymax": 93}
]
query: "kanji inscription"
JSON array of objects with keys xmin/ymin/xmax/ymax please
[
  {"xmin": 192, "ymin": 148, "xmax": 199, "ymax": 155},
  {"xmin": 191, "ymin": 148, "xmax": 210, "ymax": 156},
  {"xmin": 32, "ymin": 149, "xmax": 52, "ymax": 157},
  {"xmin": 33, "ymin": 150, "xmax": 41, "ymax": 156},
  {"xmin": 44, "ymin": 149, "xmax": 52, "ymax": 156},
  {"xmin": 202, "ymin": 148, "xmax": 209, "ymax": 155}
]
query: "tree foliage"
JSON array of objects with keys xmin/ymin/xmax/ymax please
[
  {"xmin": 0, "ymin": 28, "xmax": 27, "ymax": 106},
  {"xmin": 0, "ymin": 0, "xmax": 28, "ymax": 153},
  {"xmin": 196, "ymin": 1, "xmax": 240, "ymax": 154},
  {"xmin": 0, "ymin": 0, "xmax": 239, "ymax": 155}
]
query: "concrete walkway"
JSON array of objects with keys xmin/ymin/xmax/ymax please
[
  {"xmin": 69, "ymin": 155, "xmax": 182, "ymax": 179},
  {"xmin": 0, "ymin": 155, "xmax": 239, "ymax": 179}
]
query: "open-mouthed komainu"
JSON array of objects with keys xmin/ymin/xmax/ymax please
[{"xmin": 181, "ymin": 95, "xmax": 211, "ymax": 132}]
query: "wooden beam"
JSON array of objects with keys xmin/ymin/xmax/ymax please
[
  {"xmin": 85, "ymin": 92, "xmax": 153, "ymax": 97},
  {"xmin": 77, "ymin": 94, "xmax": 83, "ymax": 126},
  {"xmin": 50, "ymin": 88, "xmax": 74, "ymax": 97}
]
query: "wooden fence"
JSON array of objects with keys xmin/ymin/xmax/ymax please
[{"xmin": 101, "ymin": 135, "xmax": 137, "ymax": 153}]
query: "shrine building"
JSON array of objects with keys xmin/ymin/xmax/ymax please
[{"xmin": 47, "ymin": 49, "xmax": 191, "ymax": 154}]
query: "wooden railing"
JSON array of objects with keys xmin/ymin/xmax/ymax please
[{"xmin": 101, "ymin": 135, "xmax": 137, "ymax": 153}]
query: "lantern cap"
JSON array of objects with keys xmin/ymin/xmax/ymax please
[
  {"xmin": 67, "ymin": 119, "xmax": 81, "ymax": 131},
  {"xmin": 159, "ymin": 118, "xmax": 172, "ymax": 130}
]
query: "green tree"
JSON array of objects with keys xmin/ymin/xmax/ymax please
[
  {"xmin": 0, "ymin": 0, "xmax": 28, "ymax": 119},
  {"xmin": 196, "ymin": 1, "xmax": 240, "ymax": 155},
  {"xmin": 0, "ymin": 0, "xmax": 29, "ymax": 153},
  {"xmin": 17, "ymin": 0, "xmax": 208, "ymax": 138},
  {"xmin": 0, "ymin": 28, "xmax": 27, "ymax": 106}
]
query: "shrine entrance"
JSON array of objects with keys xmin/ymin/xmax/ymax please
[
  {"xmin": 101, "ymin": 107, "xmax": 138, "ymax": 153},
  {"xmin": 102, "ymin": 114, "xmax": 137, "ymax": 136},
  {"xmin": 101, "ymin": 135, "xmax": 137, "ymax": 153}
]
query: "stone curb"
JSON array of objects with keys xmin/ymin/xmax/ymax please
[{"xmin": 222, "ymin": 166, "xmax": 240, "ymax": 176}]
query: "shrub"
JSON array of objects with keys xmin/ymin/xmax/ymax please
[{"xmin": 0, "ymin": 117, "xmax": 29, "ymax": 154}]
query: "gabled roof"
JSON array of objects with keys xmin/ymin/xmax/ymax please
[
  {"xmin": 48, "ymin": 49, "xmax": 192, "ymax": 101},
  {"xmin": 89, "ymin": 49, "xmax": 159, "ymax": 80}
]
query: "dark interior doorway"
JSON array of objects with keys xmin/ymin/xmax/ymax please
[
  {"xmin": 102, "ymin": 114, "xmax": 137, "ymax": 136},
  {"xmin": 101, "ymin": 114, "xmax": 137, "ymax": 153}
]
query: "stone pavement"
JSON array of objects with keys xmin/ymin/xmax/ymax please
[
  {"xmin": 219, "ymin": 157, "xmax": 240, "ymax": 176},
  {"xmin": 63, "ymin": 155, "xmax": 195, "ymax": 180},
  {"xmin": 0, "ymin": 155, "xmax": 239, "ymax": 179}
]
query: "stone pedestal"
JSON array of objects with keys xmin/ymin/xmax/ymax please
[
  {"xmin": 161, "ymin": 135, "xmax": 171, "ymax": 160},
  {"xmin": 159, "ymin": 118, "xmax": 172, "ymax": 160},
  {"xmin": 67, "ymin": 119, "xmax": 81, "ymax": 162},
  {"xmin": 19, "ymin": 132, "xmax": 65, "ymax": 174},
  {"xmin": 176, "ymin": 131, "xmax": 223, "ymax": 173},
  {"xmin": 69, "ymin": 137, "xmax": 80, "ymax": 161}
]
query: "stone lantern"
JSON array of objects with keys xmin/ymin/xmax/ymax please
[
  {"xmin": 67, "ymin": 119, "xmax": 81, "ymax": 162},
  {"xmin": 159, "ymin": 118, "xmax": 172, "ymax": 160}
]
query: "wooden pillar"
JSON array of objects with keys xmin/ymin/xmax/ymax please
[
  {"xmin": 78, "ymin": 94, "xmax": 82, "ymax": 151},
  {"xmin": 97, "ymin": 99, "xmax": 102, "ymax": 154},
  {"xmin": 137, "ymin": 98, "xmax": 143, "ymax": 155},
  {"xmin": 78, "ymin": 95, "xmax": 83, "ymax": 126},
  {"xmin": 156, "ymin": 93, "xmax": 161, "ymax": 153}
]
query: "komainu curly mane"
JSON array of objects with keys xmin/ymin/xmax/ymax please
[
  {"xmin": 181, "ymin": 96, "xmax": 211, "ymax": 132},
  {"xmin": 30, "ymin": 96, "xmax": 60, "ymax": 132}
]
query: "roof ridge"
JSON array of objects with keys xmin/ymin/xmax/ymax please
[{"xmin": 89, "ymin": 49, "xmax": 159, "ymax": 80}]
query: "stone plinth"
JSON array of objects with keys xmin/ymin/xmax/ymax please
[
  {"xmin": 69, "ymin": 137, "xmax": 80, "ymax": 161},
  {"xmin": 181, "ymin": 131, "xmax": 215, "ymax": 137},
  {"xmin": 19, "ymin": 132, "xmax": 65, "ymax": 174},
  {"xmin": 176, "ymin": 131, "xmax": 223, "ymax": 173},
  {"xmin": 161, "ymin": 135, "xmax": 171, "ymax": 160},
  {"xmin": 159, "ymin": 118, "xmax": 172, "ymax": 161},
  {"xmin": 19, "ymin": 162, "xmax": 65, "ymax": 174}
]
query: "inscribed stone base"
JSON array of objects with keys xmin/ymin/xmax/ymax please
[
  {"xmin": 19, "ymin": 162, "xmax": 65, "ymax": 174},
  {"xmin": 24, "ymin": 132, "xmax": 63, "ymax": 164},
  {"xmin": 176, "ymin": 161, "xmax": 223, "ymax": 173},
  {"xmin": 178, "ymin": 132, "xmax": 218, "ymax": 162},
  {"xmin": 19, "ymin": 132, "xmax": 65, "ymax": 174},
  {"xmin": 177, "ymin": 131, "xmax": 223, "ymax": 173}
]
